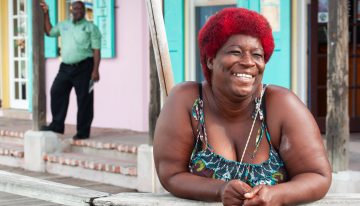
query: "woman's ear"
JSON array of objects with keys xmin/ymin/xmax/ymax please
[{"xmin": 207, "ymin": 57, "xmax": 214, "ymax": 70}]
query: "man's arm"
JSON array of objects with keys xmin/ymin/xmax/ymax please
[
  {"xmin": 40, "ymin": 1, "xmax": 52, "ymax": 36},
  {"xmin": 91, "ymin": 49, "xmax": 101, "ymax": 81}
]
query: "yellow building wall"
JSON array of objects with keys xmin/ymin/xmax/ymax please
[
  {"xmin": 58, "ymin": 0, "xmax": 67, "ymax": 21},
  {"xmin": 0, "ymin": 0, "xmax": 10, "ymax": 108}
]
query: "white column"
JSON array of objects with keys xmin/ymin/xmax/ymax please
[{"xmin": 24, "ymin": 130, "xmax": 59, "ymax": 172}]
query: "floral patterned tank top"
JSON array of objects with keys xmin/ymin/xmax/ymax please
[{"xmin": 189, "ymin": 84, "xmax": 288, "ymax": 187}]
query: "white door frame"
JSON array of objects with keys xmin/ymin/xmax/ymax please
[
  {"xmin": 8, "ymin": 0, "xmax": 28, "ymax": 109},
  {"xmin": 185, "ymin": 0, "xmax": 237, "ymax": 81},
  {"xmin": 292, "ymin": 0, "xmax": 308, "ymax": 104}
]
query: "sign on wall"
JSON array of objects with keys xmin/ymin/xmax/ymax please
[
  {"xmin": 261, "ymin": 0, "xmax": 280, "ymax": 32},
  {"xmin": 318, "ymin": 0, "xmax": 328, "ymax": 23}
]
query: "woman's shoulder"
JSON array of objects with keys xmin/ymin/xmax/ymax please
[
  {"xmin": 265, "ymin": 85, "xmax": 302, "ymax": 105},
  {"xmin": 264, "ymin": 84, "xmax": 308, "ymax": 120},
  {"xmin": 165, "ymin": 81, "xmax": 203, "ymax": 106},
  {"xmin": 168, "ymin": 81, "xmax": 202, "ymax": 98}
]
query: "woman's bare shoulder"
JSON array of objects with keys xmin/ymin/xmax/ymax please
[
  {"xmin": 166, "ymin": 81, "xmax": 202, "ymax": 106},
  {"xmin": 263, "ymin": 85, "xmax": 310, "ymax": 146},
  {"xmin": 265, "ymin": 85, "xmax": 305, "ymax": 109}
]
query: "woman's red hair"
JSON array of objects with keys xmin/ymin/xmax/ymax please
[{"xmin": 198, "ymin": 8, "xmax": 274, "ymax": 83}]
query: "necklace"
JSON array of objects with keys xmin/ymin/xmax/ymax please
[{"xmin": 239, "ymin": 85, "xmax": 267, "ymax": 164}]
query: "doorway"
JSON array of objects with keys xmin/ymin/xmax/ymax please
[
  {"xmin": 188, "ymin": 0, "xmax": 237, "ymax": 82},
  {"xmin": 309, "ymin": 0, "xmax": 360, "ymax": 132},
  {"xmin": 8, "ymin": 0, "xmax": 28, "ymax": 109}
]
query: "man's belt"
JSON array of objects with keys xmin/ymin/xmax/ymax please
[{"xmin": 63, "ymin": 57, "xmax": 92, "ymax": 67}]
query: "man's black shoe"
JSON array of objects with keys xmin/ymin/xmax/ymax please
[
  {"xmin": 72, "ymin": 134, "xmax": 89, "ymax": 140},
  {"xmin": 40, "ymin": 125, "xmax": 64, "ymax": 134}
]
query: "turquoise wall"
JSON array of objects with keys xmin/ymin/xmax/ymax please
[{"xmin": 165, "ymin": 0, "xmax": 291, "ymax": 88}]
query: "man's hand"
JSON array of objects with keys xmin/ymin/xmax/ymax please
[
  {"xmin": 40, "ymin": 0, "xmax": 52, "ymax": 35},
  {"xmin": 91, "ymin": 70, "xmax": 100, "ymax": 82},
  {"xmin": 40, "ymin": 1, "xmax": 49, "ymax": 14}
]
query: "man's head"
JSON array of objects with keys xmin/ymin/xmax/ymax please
[{"xmin": 71, "ymin": 1, "xmax": 85, "ymax": 22}]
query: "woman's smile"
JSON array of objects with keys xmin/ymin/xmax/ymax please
[{"xmin": 231, "ymin": 71, "xmax": 254, "ymax": 84}]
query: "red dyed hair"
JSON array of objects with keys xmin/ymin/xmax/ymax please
[{"xmin": 198, "ymin": 8, "xmax": 274, "ymax": 83}]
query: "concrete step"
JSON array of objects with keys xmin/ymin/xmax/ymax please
[
  {"xmin": 44, "ymin": 152, "xmax": 138, "ymax": 189},
  {"xmin": 0, "ymin": 109, "xmax": 32, "ymax": 120},
  {"xmin": 0, "ymin": 170, "xmax": 108, "ymax": 206},
  {"xmin": 0, "ymin": 142, "xmax": 24, "ymax": 168},
  {"xmin": 0, "ymin": 129, "xmax": 24, "ymax": 144},
  {"xmin": 44, "ymin": 152, "xmax": 137, "ymax": 176},
  {"xmin": 70, "ymin": 139, "xmax": 138, "ymax": 161},
  {"xmin": 0, "ymin": 142, "xmax": 24, "ymax": 158}
]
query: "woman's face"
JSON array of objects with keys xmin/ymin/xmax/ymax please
[{"xmin": 207, "ymin": 34, "xmax": 265, "ymax": 99}]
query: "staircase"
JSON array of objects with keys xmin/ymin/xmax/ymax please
[
  {"xmin": 0, "ymin": 129, "xmax": 24, "ymax": 168},
  {"xmin": 0, "ymin": 116, "xmax": 148, "ymax": 190},
  {"xmin": 44, "ymin": 136, "xmax": 141, "ymax": 189}
]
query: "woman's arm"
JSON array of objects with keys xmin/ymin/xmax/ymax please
[
  {"xmin": 244, "ymin": 86, "xmax": 332, "ymax": 206},
  {"xmin": 154, "ymin": 82, "xmax": 251, "ymax": 204}
]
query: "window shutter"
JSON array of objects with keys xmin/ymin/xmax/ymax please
[
  {"xmin": 93, "ymin": 0, "xmax": 115, "ymax": 58},
  {"xmin": 237, "ymin": 0, "xmax": 249, "ymax": 8},
  {"xmin": 44, "ymin": 0, "xmax": 58, "ymax": 58},
  {"xmin": 237, "ymin": 0, "xmax": 260, "ymax": 11},
  {"xmin": 164, "ymin": 0, "xmax": 184, "ymax": 84}
]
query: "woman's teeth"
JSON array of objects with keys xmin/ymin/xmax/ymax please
[{"xmin": 232, "ymin": 73, "xmax": 252, "ymax": 78}]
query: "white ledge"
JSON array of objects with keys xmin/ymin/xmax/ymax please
[
  {"xmin": 93, "ymin": 193, "xmax": 360, "ymax": 206},
  {"xmin": 0, "ymin": 170, "xmax": 109, "ymax": 206}
]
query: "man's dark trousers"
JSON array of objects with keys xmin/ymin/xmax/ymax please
[{"xmin": 49, "ymin": 57, "xmax": 94, "ymax": 137}]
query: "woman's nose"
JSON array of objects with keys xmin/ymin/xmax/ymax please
[{"xmin": 239, "ymin": 53, "xmax": 255, "ymax": 67}]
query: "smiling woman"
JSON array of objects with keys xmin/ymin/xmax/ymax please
[
  {"xmin": 154, "ymin": 7, "xmax": 332, "ymax": 206},
  {"xmin": 207, "ymin": 35, "xmax": 265, "ymax": 98}
]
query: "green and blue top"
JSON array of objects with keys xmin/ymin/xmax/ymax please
[{"xmin": 189, "ymin": 84, "xmax": 288, "ymax": 187}]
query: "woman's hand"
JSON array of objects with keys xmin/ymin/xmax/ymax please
[
  {"xmin": 221, "ymin": 180, "xmax": 252, "ymax": 206},
  {"xmin": 243, "ymin": 185, "xmax": 282, "ymax": 206}
]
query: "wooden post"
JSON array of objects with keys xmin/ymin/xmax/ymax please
[
  {"xmin": 149, "ymin": 39, "xmax": 161, "ymax": 145},
  {"xmin": 145, "ymin": 0, "xmax": 174, "ymax": 99},
  {"xmin": 326, "ymin": 0, "xmax": 349, "ymax": 172},
  {"xmin": 32, "ymin": 0, "xmax": 46, "ymax": 130}
]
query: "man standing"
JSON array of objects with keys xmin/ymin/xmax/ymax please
[{"xmin": 40, "ymin": 1, "xmax": 101, "ymax": 140}]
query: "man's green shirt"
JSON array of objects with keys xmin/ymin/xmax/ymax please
[{"xmin": 49, "ymin": 19, "xmax": 101, "ymax": 64}]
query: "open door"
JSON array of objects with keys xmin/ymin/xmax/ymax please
[{"xmin": 309, "ymin": 0, "xmax": 360, "ymax": 132}]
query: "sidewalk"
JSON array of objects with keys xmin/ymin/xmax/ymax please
[{"xmin": 0, "ymin": 116, "xmax": 149, "ymax": 145}]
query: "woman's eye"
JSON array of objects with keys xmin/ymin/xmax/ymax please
[
  {"xmin": 229, "ymin": 50, "xmax": 241, "ymax": 55},
  {"xmin": 253, "ymin": 53, "xmax": 264, "ymax": 59}
]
